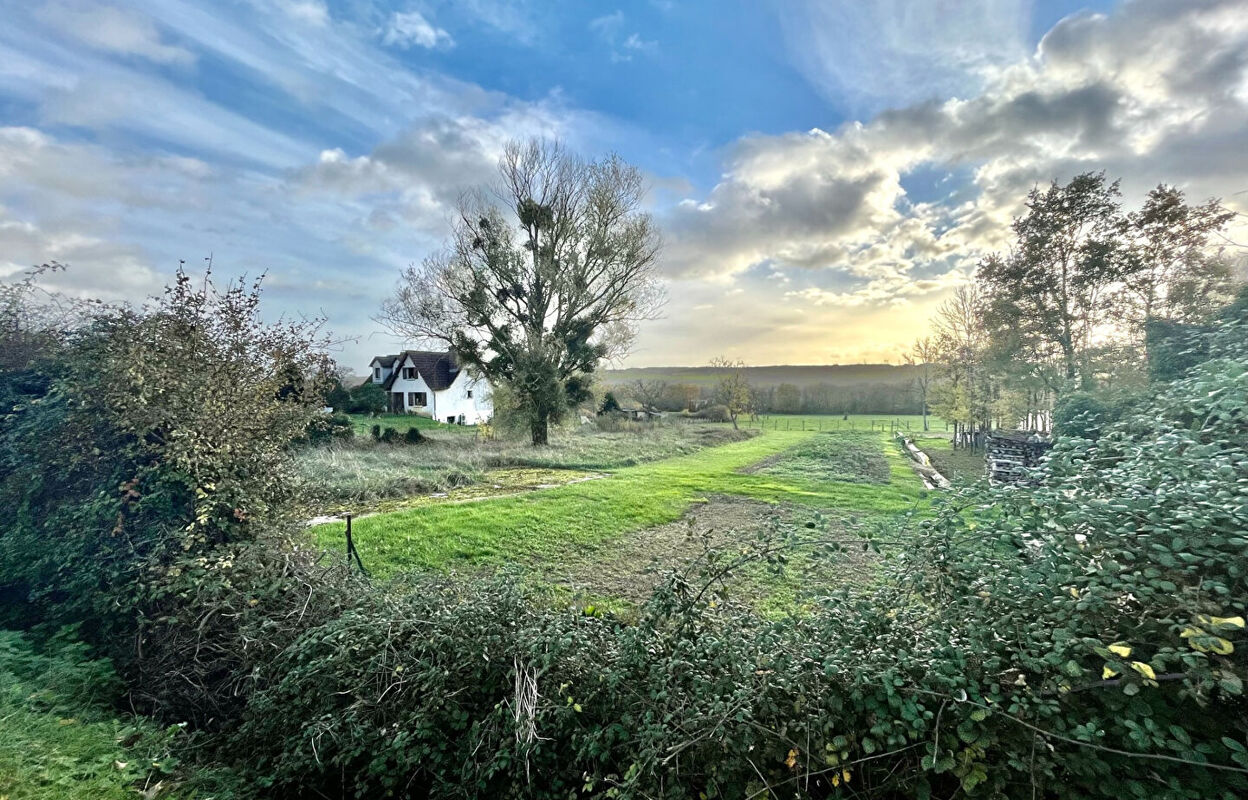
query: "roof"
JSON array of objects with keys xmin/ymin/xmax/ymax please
[{"xmin": 371, "ymin": 350, "xmax": 462, "ymax": 392}]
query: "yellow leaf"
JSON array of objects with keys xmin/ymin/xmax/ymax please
[
  {"xmin": 1202, "ymin": 615, "xmax": 1246, "ymax": 630},
  {"xmin": 1107, "ymin": 643, "xmax": 1132, "ymax": 658},
  {"xmin": 1102, "ymin": 665, "xmax": 1119, "ymax": 680},
  {"xmin": 785, "ymin": 748, "xmax": 799, "ymax": 769},
  {"xmin": 831, "ymin": 774, "xmax": 841, "ymax": 787},
  {"xmin": 1209, "ymin": 637, "xmax": 1235, "ymax": 655},
  {"xmin": 1068, "ymin": 587, "xmax": 1079, "ymax": 598},
  {"xmin": 842, "ymin": 769, "xmax": 852, "ymax": 784},
  {"xmin": 1131, "ymin": 662, "xmax": 1156, "ymax": 680},
  {"xmin": 1180, "ymin": 626, "xmax": 1204, "ymax": 639}
]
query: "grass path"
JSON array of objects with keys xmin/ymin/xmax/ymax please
[{"xmin": 312, "ymin": 428, "xmax": 926, "ymax": 578}]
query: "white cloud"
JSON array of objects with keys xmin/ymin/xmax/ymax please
[
  {"xmin": 589, "ymin": 10, "xmax": 657, "ymax": 62},
  {"xmin": 382, "ymin": 10, "xmax": 454, "ymax": 49},
  {"xmin": 35, "ymin": 1, "xmax": 195, "ymax": 65},
  {"xmin": 774, "ymin": 0, "xmax": 1032, "ymax": 111}
]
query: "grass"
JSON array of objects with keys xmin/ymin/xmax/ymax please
[
  {"xmin": 0, "ymin": 631, "xmax": 243, "ymax": 800},
  {"xmin": 312, "ymin": 426, "xmax": 927, "ymax": 578},
  {"xmin": 296, "ymin": 421, "xmax": 752, "ymax": 510},
  {"xmin": 346, "ymin": 412, "xmax": 476, "ymax": 437},
  {"xmin": 914, "ymin": 434, "xmax": 986, "ymax": 485},
  {"xmin": 752, "ymin": 431, "xmax": 891, "ymax": 485}
]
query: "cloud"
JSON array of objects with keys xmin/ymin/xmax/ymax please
[
  {"xmin": 35, "ymin": 1, "xmax": 195, "ymax": 65},
  {"xmin": 660, "ymin": 0, "xmax": 1248, "ymax": 324},
  {"xmin": 382, "ymin": 10, "xmax": 454, "ymax": 49},
  {"xmin": 589, "ymin": 10, "xmax": 657, "ymax": 62},
  {"xmin": 773, "ymin": 0, "xmax": 1032, "ymax": 111}
]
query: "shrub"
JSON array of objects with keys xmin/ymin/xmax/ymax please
[
  {"xmin": 403, "ymin": 427, "xmax": 423, "ymax": 445},
  {"xmin": 370, "ymin": 423, "xmax": 381, "ymax": 441},
  {"xmin": 1052, "ymin": 390, "xmax": 1111, "ymax": 439},
  {"xmin": 306, "ymin": 412, "xmax": 354, "ymax": 444},
  {"xmin": 380, "ymin": 426, "xmax": 399, "ymax": 443},
  {"xmin": 228, "ymin": 322, "xmax": 1248, "ymax": 800},
  {"xmin": 598, "ymin": 391, "xmax": 621, "ymax": 414},
  {"xmin": 692, "ymin": 403, "xmax": 730, "ymax": 422}
]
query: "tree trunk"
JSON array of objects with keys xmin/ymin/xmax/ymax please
[{"xmin": 530, "ymin": 414, "xmax": 549, "ymax": 446}]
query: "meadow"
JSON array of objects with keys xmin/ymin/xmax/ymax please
[{"xmin": 309, "ymin": 417, "xmax": 932, "ymax": 608}]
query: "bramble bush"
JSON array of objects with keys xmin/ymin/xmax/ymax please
[{"xmin": 225, "ymin": 320, "xmax": 1248, "ymax": 799}]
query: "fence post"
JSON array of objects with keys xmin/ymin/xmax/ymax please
[{"xmin": 345, "ymin": 513, "xmax": 368, "ymax": 577}]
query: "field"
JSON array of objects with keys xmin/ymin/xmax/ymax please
[{"xmin": 309, "ymin": 417, "xmax": 931, "ymax": 607}]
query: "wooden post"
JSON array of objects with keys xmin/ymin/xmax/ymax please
[{"xmin": 345, "ymin": 513, "xmax": 368, "ymax": 576}]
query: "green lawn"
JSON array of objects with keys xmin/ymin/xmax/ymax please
[
  {"xmin": 347, "ymin": 412, "xmax": 476, "ymax": 437},
  {"xmin": 312, "ymin": 427, "xmax": 927, "ymax": 578}
]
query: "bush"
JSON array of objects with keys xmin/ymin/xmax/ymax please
[
  {"xmin": 228, "ymin": 322, "xmax": 1248, "ymax": 800},
  {"xmin": 379, "ymin": 427, "xmax": 399, "ymax": 443},
  {"xmin": 370, "ymin": 423, "xmax": 381, "ymax": 441},
  {"xmin": 599, "ymin": 391, "xmax": 621, "ymax": 414},
  {"xmin": 306, "ymin": 412, "xmax": 354, "ymax": 444},
  {"xmin": 403, "ymin": 427, "xmax": 424, "ymax": 445},
  {"xmin": 1052, "ymin": 391, "xmax": 1111, "ymax": 439},
  {"xmin": 692, "ymin": 403, "xmax": 730, "ymax": 422}
]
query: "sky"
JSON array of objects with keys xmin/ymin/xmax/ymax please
[{"xmin": 1, "ymin": 0, "xmax": 1246, "ymax": 369}]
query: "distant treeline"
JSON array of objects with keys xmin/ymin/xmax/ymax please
[{"xmin": 604, "ymin": 366, "xmax": 926, "ymax": 415}]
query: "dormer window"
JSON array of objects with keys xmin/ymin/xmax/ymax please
[
  {"xmin": 466, "ymin": 390, "xmax": 473, "ymax": 399},
  {"xmin": 373, "ymin": 367, "xmax": 381, "ymax": 380},
  {"xmin": 402, "ymin": 367, "xmax": 416, "ymax": 379}
]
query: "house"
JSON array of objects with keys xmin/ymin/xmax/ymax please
[{"xmin": 366, "ymin": 350, "xmax": 493, "ymax": 424}]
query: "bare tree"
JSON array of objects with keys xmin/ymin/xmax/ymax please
[
  {"xmin": 379, "ymin": 140, "xmax": 664, "ymax": 445},
  {"xmin": 904, "ymin": 336, "xmax": 938, "ymax": 431},
  {"xmin": 630, "ymin": 378, "xmax": 669, "ymax": 412},
  {"xmin": 709, "ymin": 357, "xmax": 751, "ymax": 430}
]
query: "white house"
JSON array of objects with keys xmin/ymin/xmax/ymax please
[{"xmin": 366, "ymin": 350, "xmax": 493, "ymax": 424}]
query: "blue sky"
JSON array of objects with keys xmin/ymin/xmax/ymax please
[{"xmin": 1, "ymin": 0, "xmax": 1246, "ymax": 369}]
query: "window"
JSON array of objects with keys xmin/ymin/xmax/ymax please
[
  {"xmin": 402, "ymin": 367, "xmax": 416, "ymax": 379},
  {"xmin": 373, "ymin": 367, "xmax": 381, "ymax": 380},
  {"xmin": 407, "ymin": 392, "xmax": 427, "ymax": 407},
  {"xmin": 466, "ymin": 390, "xmax": 473, "ymax": 399}
]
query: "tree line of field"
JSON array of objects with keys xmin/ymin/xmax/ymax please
[
  {"xmin": 907, "ymin": 173, "xmax": 1246, "ymax": 446},
  {"xmin": 1, "ymin": 145, "xmax": 1246, "ymax": 798},
  {"xmin": 606, "ymin": 373, "xmax": 927, "ymax": 417}
]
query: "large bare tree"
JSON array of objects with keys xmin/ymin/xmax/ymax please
[{"xmin": 380, "ymin": 140, "xmax": 663, "ymax": 444}]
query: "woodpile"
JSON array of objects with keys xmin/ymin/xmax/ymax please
[{"xmin": 986, "ymin": 430, "xmax": 1052, "ymax": 483}]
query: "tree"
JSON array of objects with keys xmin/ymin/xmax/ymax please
[
  {"xmin": 774, "ymin": 383, "xmax": 801, "ymax": 414},
  {"xmin": 325, "ymin": 376, "xmax": 352, "ymax": 411},
  {"xmin": 709, "ymin": 357, "xmax": 751, "ymax": 430},
  {"xmin": 630, "ymin": 378, "xmax": 669, "ymax": 412},
  {"xmin": 1118, "ymin": 185, "xmax": 1236, "ymax": 334},
  {"xmin": 599, "ymin": 391, "xmax": 621, "ymax": 414},
  {"xmin": 379, "ymin": 139, "xmax": 663, "ymax": 445},
  {"xmin": 979, "ymin": 172, "xmax": 1125, "ymax": 388},
  {"xmin": 904, "ymin": 337, "xmax": 938, "ymax": 430},
  {"xmin": 348, "ymin": 380, "xmax": 387, "ymax": 414}
]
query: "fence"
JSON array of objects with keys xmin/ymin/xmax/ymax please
[{"xmin": 741, "ymin": 416, "xmax": 949, "ymax": 433}]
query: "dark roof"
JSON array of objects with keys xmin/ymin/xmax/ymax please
[{"xmin": 372, "ymin": 350, "xmax": 462, "ymax": 392}]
